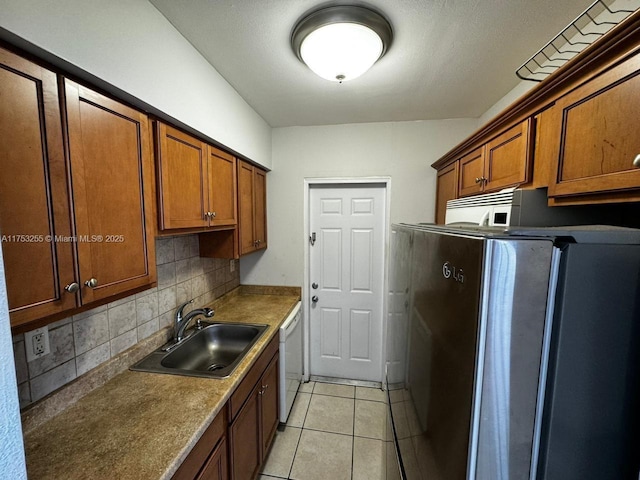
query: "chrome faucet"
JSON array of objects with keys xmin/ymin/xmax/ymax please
[{"xmin": 174, "ymin": 300, "xmax": 215, "ymax": 343}]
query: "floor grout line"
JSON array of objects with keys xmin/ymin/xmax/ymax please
[{"xmin": 265, "ymin": 380, "xmax": 387, "ymax": 480}]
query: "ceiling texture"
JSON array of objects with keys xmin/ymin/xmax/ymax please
[{"xmin": 150, "ymin": 0, "xmax": 593, "ymax": 127}]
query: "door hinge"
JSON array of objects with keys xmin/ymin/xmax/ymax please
[{"xmin": 309, "ymin": 232, "xmax": 316, "ymax": 246}]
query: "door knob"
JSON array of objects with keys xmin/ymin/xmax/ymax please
[
  {"xmin": 64, "ymin": 282, "xmax": 80, "ymax": 293},
  {"xmin": 84, "ymin": 278, "xmax": 98, "ymax": 288},
  {"xmin": 312, "ymin": 296, "xmax": 319, "ymax": 303},
  {"xmin": 312, "ymin": 282, "xmax": 318, "ymax": 289}
]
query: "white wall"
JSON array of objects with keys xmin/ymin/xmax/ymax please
[
  {"xmin": 478, "ymin": 80, "xmax": 536, "ymax": 126},
  {"xmin": 0, "ymin": 246, "xmax": 27, "ymax": 479},
  {"xmin": 0, "ymin": 0, "xmax": 272, "ymax": 168},
  {"xmin": 240, "ymin": 119, "xmax": 477, "ymax": 287}
]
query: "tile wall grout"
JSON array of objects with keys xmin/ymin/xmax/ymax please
[{"xmin": 12, "ymin": 234, "xmax": 240, "ymax": 409}]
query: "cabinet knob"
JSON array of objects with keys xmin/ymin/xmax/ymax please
[
  {"xmin": 211, "ymin": 211, "xmax": 216, "ymax": 218},
  {"xmin": 84, "ymin": 278, "xmax": 98, "ymax": 288},
  {"xmin": 475, "ymin": 177, "xmax": 482, "ymax": 184},
  {"xmin": 64, "ymin": 282, "xmax": 80, "ymax": 294},
  {"xmin": 633, "ymin": 154, "xmax": 640, "ymax": 168}
]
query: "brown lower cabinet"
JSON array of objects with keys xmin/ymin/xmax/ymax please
[
  {"xmin": 229, "ymin": 351, "xmax": 279, "ymax": 480},
  {"xmin": 174, "ymin": 335, "xmax": 279, "ymax": 480}
]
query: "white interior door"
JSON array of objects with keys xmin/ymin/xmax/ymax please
[{"xmin": 309, "ymin": 184, "xmax": 386, "ymax": 382}]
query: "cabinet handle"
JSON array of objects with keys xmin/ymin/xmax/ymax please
[
  {"xmin": 84, "ymin": 278, "xmax": 98, "ymax": 288},
  {"xmin": 211, "ymin": 211, "xmax": 216, "ymax": 218},
  {"xmin": 475, "ymin": 177, "xmax": 482, "ymax": 184},
  {"xmin": 64, "ymin": 282, "xmax": 80, "ymax": 294},
  {"xmin": 633, "ymin": 154, "xmax": 640, "ymax": 168}
]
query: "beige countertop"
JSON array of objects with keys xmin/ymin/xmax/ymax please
[{"xmin": 23, "ymin": 289, "xmax": 300, "ymax": 480}]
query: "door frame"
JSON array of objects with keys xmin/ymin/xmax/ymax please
[{"xmin": 303, "ymin": 177, "xmax": 391, "ymax": 383}]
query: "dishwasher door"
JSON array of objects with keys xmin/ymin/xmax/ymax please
[{"xmin": 279, "ymin": 302, "xmax": 302, "ymax": 423}]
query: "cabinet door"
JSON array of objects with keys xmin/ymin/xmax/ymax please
[
  {"xmin": 196, "ymin": 438, "xmax": 228, "ymax": 480},
  {"xmin": 549, "ymin": 53, "xmax": 640, "ymax": 198},
  {"xmin": 0, "ymin": 48, "xmax": 77, "ymax": 327},
  {"xmin": 435, "ymin": 162, "xmax": 459, "ymax": 224},
  {"xmin": 458, "ymin": 147, "xmax": 485, "ymax": 197},
  {"xmin": 157, "ymin": 123, "xmax": 209, "ymax": 230},
  {"xmin": 253, "ymin": 168, "xmax": 267, "ymax": 251},
  {"xmin": 237, "ymin": 160, "xmax": 256, "ymax": 255},
  {"xmin": 229, "ymin": 384, "xmax": 261, "ymax": 480},
  {"xmin": 260, "ymin": 354, "xmax": 279, "ymax": 457},
  {"xmin": 65, "ymin": 81, "xmax": 156, "ymax": 303},
  {"xmin": 207, "ymin": 146, "xmax": 237, "ymax": 227},
  {"xmin": 483, "ymin": 119, "xmax": 532, "ymax": 192}
]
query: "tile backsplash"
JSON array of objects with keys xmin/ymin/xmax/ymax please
[{"xmin": 12, "ymin": 235, "xmax": 239, "ymax": 409}]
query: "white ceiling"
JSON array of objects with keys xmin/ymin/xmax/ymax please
[{"xmin": 149, "ymin": 0, "xmax": 592, "ymax": 127}]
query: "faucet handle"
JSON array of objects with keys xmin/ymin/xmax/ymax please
[
  {"xmin": 175, "ymin": 300, "xmax": 194, "ymax": 321},
  {"xmin": 203, "ymin": 308, "xmax": 215, "ymax": 318}
]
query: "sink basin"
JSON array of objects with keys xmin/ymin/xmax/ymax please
[{"xmin": 131, "ymin": 323, "xmax": 268, "ymax": 378}]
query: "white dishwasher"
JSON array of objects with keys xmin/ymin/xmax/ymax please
[{"xmin": 279, "ymin": 301, "xmax": 302, "ymax": 423}]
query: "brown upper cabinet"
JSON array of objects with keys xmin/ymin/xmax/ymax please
[
  {"xmin": 155, "ymin": 122, "xmax": 237, "ymax": 231},
  {"xmin": 64, "ymin": 80, "xmax": 156, "ymax": 304},
  {"xmin": 435, "ymin": 162, "xmax": 459, "ymax": 224},
  {"xmin": 548, "ymin": 52, "xmax": 640, "ymax": 200},
  {"xmin": 458, "ymin": 146, "xmax": 486, "ymax": 197},
  {"xmin": 0, "ymin": 48, "xmax": 77, "ymax": 326},
  {"xmin": 0, "ymin": 47, "xmax": 157, "ymax": 330},
  {"xmin": 458, "ymin": 120, "xmax": 533, "ymax": 197},
  {"xmin": 433, "ymin": 12, "xmax": 640, "ymax": 209},
  {"xmin": 237, "ymin": 160, "xmax": 267, "ymax": 255}
]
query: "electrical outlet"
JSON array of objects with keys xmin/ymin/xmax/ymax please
[
  {"xmin": 229, "ymin": 259, "xmax": 235, "ymax": 272},
  {"xmin": 25, "ymin": 326, "xmax": 50, "ymax": 362}
]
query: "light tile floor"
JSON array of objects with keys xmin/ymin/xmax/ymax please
[{"xmin": 259, "ymin": 380, "xmax": 388, "ymax": 480}]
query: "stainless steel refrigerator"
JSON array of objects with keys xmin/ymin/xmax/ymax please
[{"xmin": 385, "ymin": 224, "xmax": 640, "ymax": 480}]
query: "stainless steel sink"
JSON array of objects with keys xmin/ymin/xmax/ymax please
[{"xmin": 131, "ymin": 323, "xmax": 268, "ymax": 378}]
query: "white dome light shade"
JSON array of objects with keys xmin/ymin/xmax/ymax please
[
  {"xmin": 291, "ymin": 5, "xmax": 393, "ymax": 83},
  {"xmin": 300, "ymin": 23, "xmax": 383, "ymax": 82}
]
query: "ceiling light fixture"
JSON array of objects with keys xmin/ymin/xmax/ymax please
[{"xmin": 291, "ymin": 5, "xmax": 393, "ymax": 83}]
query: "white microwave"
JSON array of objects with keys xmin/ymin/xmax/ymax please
[{"xmin": 444, "ymin": 187, "xmax": 635, "ymax": 227}]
